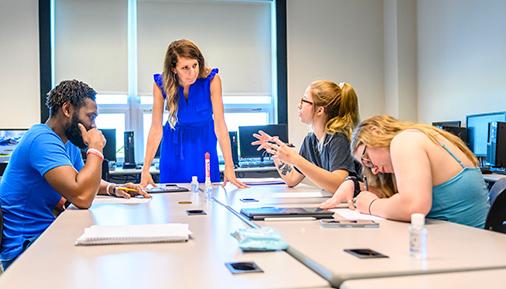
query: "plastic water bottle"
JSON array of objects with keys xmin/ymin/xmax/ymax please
[
  {"xmin": 191, "ymin": 176, "xmax": 199, "ymax": 193},
  {"xmin": 204, "ymin": 152, "xmax": 212, "ymax": 198},
  {"xmin": 409, "ymin": 213, "xmax": 428, "ymax": 259}
]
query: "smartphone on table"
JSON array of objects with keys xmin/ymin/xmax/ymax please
[{"xmin": 319, "ymin": 219, "xmax": 379, "ymax": 228}]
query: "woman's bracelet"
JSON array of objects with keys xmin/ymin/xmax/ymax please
[
  {"xmin": 368, "ymin": 198, "xmax": 379, "ymax": 215},
  {"xmin": 87, "ymin": 148, "xmax": 104, "ymax": 161}
]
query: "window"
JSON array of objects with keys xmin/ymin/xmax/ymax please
[{"xmin": 50, "ymin": 0, "xmax": 284, "ymax": 163}]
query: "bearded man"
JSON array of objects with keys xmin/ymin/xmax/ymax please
[{"xmin": 0, "ymin": 80, "xmax": 149, "ymax": 270}]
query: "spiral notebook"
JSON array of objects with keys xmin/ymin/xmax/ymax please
[{"xmin": 75, "ymin": 223, "xmax": 191, "ymax": 246}]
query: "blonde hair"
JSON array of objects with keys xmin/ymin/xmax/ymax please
[
  {"xmin": 309, "ymin": 80, "xmax": 359, "ymax": 139},
  {"xmin": 351, "ymin": 115, "xmax": 478, "ymax": 198},
  {"xmin": 162, "ymin": 39, "xmax": 209, "ymax": 128}
]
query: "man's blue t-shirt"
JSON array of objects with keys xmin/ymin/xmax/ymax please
[{"xmin": 0, "ymin": 124, "xmax": 83, "ymax": 261}]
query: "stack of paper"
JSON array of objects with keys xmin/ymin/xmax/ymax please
[
  {"xmin": 332, "ymin": 208, "xmax": 385, "ymax": 221},
  {"xmin": 75, "ymin": 223, "xmax": 191, "ymax": 246},
  {"xmin": 239, "ymin": 178, "xmax": 285, "ymax": 185}
]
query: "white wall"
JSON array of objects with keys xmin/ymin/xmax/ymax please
[
  {"xmin": 0, "ymin": 0, "xmax": 40, "ymax": 128},
  {"xmin": 287, "ymin": 0, "xmax": 385, "ymax": 147},
  {"xmin": 417, "ymin": 0, "xmax": 506, "ymax": 124},
  {"xmin": 384, "ymin": 0, "xmax": 418, "ymax": 121},
  {"xmin": 4, "ymin": 0, "xmax": 506, "ymax": 132}
]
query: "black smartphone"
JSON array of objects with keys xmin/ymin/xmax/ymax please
[
  {"xmin": 186, "ymin": 209, "xmax": 207, "ymax": 216},
  {"xmin": 320, "ymin": 219, "xmax": 379, "ymax": 228},
  {"xmin": 344, "ymin": 248, "xmax": 388, "ymax": 259}
]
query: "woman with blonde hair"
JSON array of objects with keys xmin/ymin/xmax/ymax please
[
  {"xmin": 320, "ymin": 115, "xmax": 489, "ymax": 228},
  {"xmin": 141, "ymin": 39, "xmax": 245, "ymax": 188},
  {"xmin": 253, "ymin": 80, "xmax": 361, "ymax": 193}
]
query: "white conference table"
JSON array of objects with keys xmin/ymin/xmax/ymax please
[
  {"xmin": 258, "ymin": 213, "xmax": 506, "ymax": 287},
  {"xmin": 0, "ymin": 188, "xmax": 330, "ymax": 289},
  {"xmin": 215, "ymin": 183, "xmax": 506, "ymax": 288},
  {"xmin": 215, "ymin": 183, "xmax": 333, "ymax": 210},
  {"xmin": 340, "ymin": 268, "xmax": 506, "ymax": 289}
]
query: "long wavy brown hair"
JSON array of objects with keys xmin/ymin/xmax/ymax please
[
  {"xmin": 162, "ymin": 39, "xmax": 209, "ymax": 128},
  {"xmin": 351, "ymin": 115, "xmax": 477, "ymax": 198}
]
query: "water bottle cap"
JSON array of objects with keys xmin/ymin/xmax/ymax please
[
  {"xmin": 411, "ymin": 213, "xmax": 425, "ymax": 227},
  {"xmin": 192, "ymin": 176, "xmax": 198, "ymax": 182}
]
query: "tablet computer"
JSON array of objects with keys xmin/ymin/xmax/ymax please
[
  {"xmin": 240, "ymin": 207, "xmax": 334, "ymax": 220},
  {"xmin": 146, "ymin": 184, "xmax": 189, "ymax": 193}
]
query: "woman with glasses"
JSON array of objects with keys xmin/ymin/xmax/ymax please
[
  {"xmin": 320, "ymin": 115, "xmax": 489, "ymax": 228},
  {"xmin": 253, "ymin": 80, "xmax": 361, "ymax": 193},
  {"xmin": 141, "ymin": 39, "xmax": 246, "ymax": 188}
]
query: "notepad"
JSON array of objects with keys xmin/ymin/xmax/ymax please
[{"xmin": 75, "ymin": 223, "xmax": 191, "ymax": 246}]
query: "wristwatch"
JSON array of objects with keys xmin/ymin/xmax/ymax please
[{"xmin": 345, "ymin": 176, "xmax": 361, "ymax": 198}]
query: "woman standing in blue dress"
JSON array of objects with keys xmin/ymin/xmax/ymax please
[{"xmin": 141, "ymin": 39, "xmax": 246, "ymax": 188}]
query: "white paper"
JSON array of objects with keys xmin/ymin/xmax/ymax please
[
  {"xmin": 332, "ymin": 208, "xmax": 385, "ymax": 221},
  {"xmin": 270, "ymin": 191, "xmax": 328, "ymax": 198},
  {"xmin": 238, "ymin": 178, "xmax": 285, "ymax": 185},
  {"xmin": 93, "ymin": 196, "xmax": 151, "ymax": 205}
]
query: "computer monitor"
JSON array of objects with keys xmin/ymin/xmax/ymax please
[
  {"xmin": 432, "ymin": 120, "xmax": 461, "ymax": 128},
  {"xmin": 0, "ymin": 129, "xmax": 28, "ymax": 163},
  {"xmin": 101, "ymin": 128, "xmax": 117, "ymax": 162},
  {"xmin": 466, "ymin": 112, "xmax": 506, "ymax": 157},
  {"xmin": 238, "ymin": 124, "xmax": 288, "ymax": 159}
]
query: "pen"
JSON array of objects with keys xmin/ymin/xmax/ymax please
[
  {"xmin": 116, "ymin": 187, "xmax": 138, "ymax": 192},
  {"xmin": 364, "ymin": 176, "xmax": 369, "ymax": 191},
  {"xmin": 264, "ymin": 217, "xmax": 316, "ymax": 222}
]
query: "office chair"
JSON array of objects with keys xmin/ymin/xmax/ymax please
[
  {"xmin": 484, "ymin": 179, "xmax": 506, "ymax": 233},
  {"xmin": 489, "ymin": 178, "xmax": 506, "ymax": 205}
]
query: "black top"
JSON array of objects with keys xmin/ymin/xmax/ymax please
[{"xmin": 295, "ymin": 132, "xmax": 361, "ymax": 177}]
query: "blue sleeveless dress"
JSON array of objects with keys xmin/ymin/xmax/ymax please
[{"xmin": 153, "ymin": 68, "xmax": 220, "ymax": 183}]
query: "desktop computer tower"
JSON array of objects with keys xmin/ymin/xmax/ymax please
[
  {"xmin": 229, "ymin": 131, "xmax": 239, "ymax": 168},
  {"xmin": 440, "ymin": 126, "xmax": 468, "ymax": 145},
  {"xmin": 123, "ymin": 131, "xmax": 136, "ymax": 169},
  {"xmin": 486, "ymin": 122, "xmax": 506, "ymax": 168}
]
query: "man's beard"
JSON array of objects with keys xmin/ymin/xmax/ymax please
[{"xmin": 64, "ymin": 113, "xmax": 87, "ymax": 149}]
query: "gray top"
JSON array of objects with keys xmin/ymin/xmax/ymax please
[{"xmin": 296, "ymin": 132, "xmax": 360, "ymax": 177}]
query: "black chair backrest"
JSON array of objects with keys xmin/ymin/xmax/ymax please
[
  {"xmin": 485, "ymin": 179, "xmax": 506, "ymax": 233},
  {"xmin": 489, "ymin": 178, "xmax": 506, "ymax": 205}
]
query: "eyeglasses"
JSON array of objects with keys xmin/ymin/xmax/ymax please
[
  {"xmin": 361, "ymin": 146, "xmax": 375, "ymax": 168},
  {"xmin": 299, "ymin": 97, "xmax": 314, "ymax": 107}
]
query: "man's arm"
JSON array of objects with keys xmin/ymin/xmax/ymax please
[{"xmin": 45, "ymin": 149, "xmax": 103, "ymax": 209}]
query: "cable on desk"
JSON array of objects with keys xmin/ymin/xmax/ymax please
[{"xmin": 212, "ymin": 196, "xmax": 260, "ymax": 229}]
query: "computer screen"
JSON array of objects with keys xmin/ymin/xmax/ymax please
[
  {"xmin": 238, "ymin": 124, "xmax": 288, "ymax": 159},
  {"xmin": 466, "ymin": 112, "xmax": 506, "ymax": 157},
  {"xmin": 432, "ymin": 120, "xmax": 461, "ymax": 128},
  {"xmin": 101, "ymin": 128, "xmax": 117, "ymax": 162},
  {"xmin": 0, "ymin": 129, "xmax": 28, "ymax": 163}
]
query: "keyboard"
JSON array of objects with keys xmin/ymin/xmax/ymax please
[
  {"xmin": 238, "ymin": 159, "xmax": 275, "ymax": 168},
  {"xmin": 491, "ymin": 168, "xmax": 506, "ymax": 175}
]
